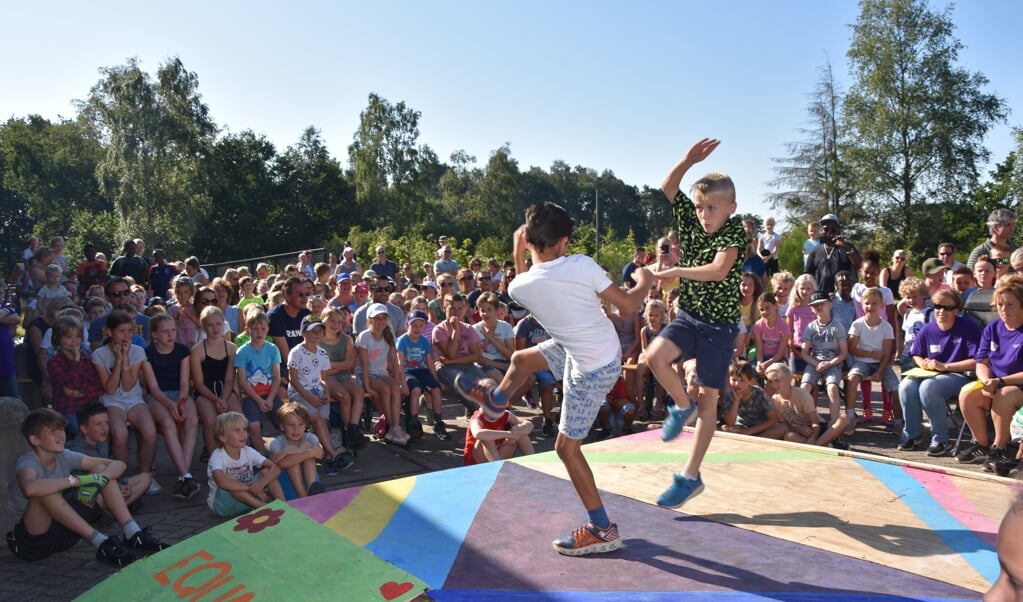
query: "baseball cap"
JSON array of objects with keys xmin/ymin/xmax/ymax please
[
  {"xmin": 355, "ymin": 282, "xmax": 369, "ymax": 293},
  {"xmin": 809, "ymin": 291, "xmax": 831, "ymax": 306},
  {"xmin": 368, "ymin": 303, "xmax": 388, "ymax": 318},
  {"xmin": 301, "ymin": 314, "xmax": 325, "ymax": 332},
  {"xmin": 406, "ymin": 310, "xmax": 428, "ymax": 324},
  {"xmin": 819, "ymin": 213, "xmax": 840, "ymax": 226},
  {"xmin": 364, "ymin": 269, "xmax": 378, "ymax": 280},
  {"xmin": 922, "ymin": 257, "xmax": 948, "ymax": 275},
  {"xmin": 336, "ymin": 272, "xmax": 351, "ymax": 283},
  {"xmin": 422, "ymin": 281, "xmax": 438, "ymax": 291}
]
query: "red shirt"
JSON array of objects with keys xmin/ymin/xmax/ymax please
[
  {"xmin": 47, "ymin": 350, "xmax": 104, "ymax": 415},
  {"xmin": 463, "ymin": 409, "xmax": 510, "ymax": 465}
]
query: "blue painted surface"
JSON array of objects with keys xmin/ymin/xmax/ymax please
[
  {"xmin": 365, "ymin": 460, "xmax": 503, "ymax": 588},
  {"xmin": 854, "ymin": 458, "xmax": 998, "ymax": 585}
]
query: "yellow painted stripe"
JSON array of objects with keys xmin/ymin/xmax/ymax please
[{"xmin": 322, "ymin": 476, "xmax": 416, "ymax": 546}]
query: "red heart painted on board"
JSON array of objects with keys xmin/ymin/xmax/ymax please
[{"xmin": 379, "ymin": 581, "xmax": 415, "ymax": 600}]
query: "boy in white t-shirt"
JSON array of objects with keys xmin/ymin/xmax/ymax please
[
  {"xmin": 454, "ymin": 201, "xmax": 653, "ymax": 556},
  {"xmin": 207, "ymin": 412, "xmax": 283, "ymax": 517},
  {"xmin": 846, "ymin": 287, "xmax": 901, "ymax": 436}
]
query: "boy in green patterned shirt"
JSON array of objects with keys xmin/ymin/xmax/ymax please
[{"xmin": 646, "ymin": 138, "xmax": 746, "ymax": 509}]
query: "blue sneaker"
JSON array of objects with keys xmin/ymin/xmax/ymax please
[
  {"xmin": 333, "ymin": 454, "xmax": 354, "ymax": 472},
  {"xmin": 453, "ymin": 373, "xmax": 508, "ymax": 415},
  {"xmin": 657, "ymin": 473, "xmax": 704, "ymax": 508},
  {"xmin": 661, "ymin": 401, "xmax": 696, "ymax": 442},
  {"xmin": 324, "ymin": 461, "xmax": 338, "ymax": 476}
]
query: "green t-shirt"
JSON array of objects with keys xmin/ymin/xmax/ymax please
[{"xmin": 671, "ymin": 190, "xmax": 745, "ymax": 325}]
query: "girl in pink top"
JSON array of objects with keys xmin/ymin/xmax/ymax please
[{"xmin": 787, "ymin": 274, "xmax": 818, "ymax": 383}]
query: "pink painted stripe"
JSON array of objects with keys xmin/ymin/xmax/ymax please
[
  {"xmin": 907, "ymin": 467, "xmax": 1000, "ymax": 547},
  {"xmin": 288, "ymin": 485, "xmax": 363, "ymax": 524}
]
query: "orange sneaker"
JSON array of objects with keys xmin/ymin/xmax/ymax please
[{"xmin": 552, "ymin": 522, "xmax": 621, "ymax": 556}]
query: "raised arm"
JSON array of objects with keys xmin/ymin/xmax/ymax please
[{"xmin": 661, "ymin": 138, "xmax": 721, "ymax": 200}]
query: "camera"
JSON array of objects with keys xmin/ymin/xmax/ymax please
[{"xmin": 820, "ymin": 235, "xmax": 835, "ymax": 246}]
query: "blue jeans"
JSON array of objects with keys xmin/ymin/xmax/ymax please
[{"xmin": 898, "ymin": 373, "xmax": 968, "ymax": 444}]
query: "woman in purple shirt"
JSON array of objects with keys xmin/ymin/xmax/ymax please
[
  {"xmin": 898, "ymin": 289, "xmax": 980, "ymax": 456},
  {"xmin": 957, "ymin": 275, "xmax": 1023, "ymax": 469}
]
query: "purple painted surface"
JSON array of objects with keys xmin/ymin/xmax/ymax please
[
  {"xmin": 288, "ymin": 485, "xmax": 363, "ymax": 523},
  {"xmin": 442, "ymin": 462, "xmax": 975, "ymax": 598}
]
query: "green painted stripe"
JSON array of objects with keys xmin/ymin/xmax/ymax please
[{"xmin": 516, "ymin": 449, "xmax": 830, "ymax": 464}]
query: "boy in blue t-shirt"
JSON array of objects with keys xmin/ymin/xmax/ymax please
[
  {"xmin": 233, "ymin": 311, "xmax": 282, "ymax": 456},
  {"xmin": 646, "ymin": 138, "xmax": 747, "ymax": 509},
  {"xmin": 396, "ymin": 310, "xmax": 449, "ymax": 440}
]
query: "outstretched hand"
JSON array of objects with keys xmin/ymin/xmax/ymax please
[{"xmin": 684, "ymin": 138, "xmax": 721, "ymax": 165}]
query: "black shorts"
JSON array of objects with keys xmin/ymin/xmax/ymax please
[
  {"xmin": 405, "ymin": 368, "xmax": 441, "ymax": 393},
  {"xmin": 7, "ymin": 519, "xmax": 81, "ymax": 561}
]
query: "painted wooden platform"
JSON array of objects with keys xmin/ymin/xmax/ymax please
[{"xmin": 78, "ymin": 428, "xmax": 1013, "ymax": 600}]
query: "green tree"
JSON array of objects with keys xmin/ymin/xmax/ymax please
[
  {"xmin": 768, "ymin": 61, "xmax": 851, "ymax": 226},
  {"xmin": 79, "ymin": 57, "xmax": 217, "ymax": 251},
  {"xmin": 843, "ymin": 0, "xmax": 1008, "ymax": 250}
]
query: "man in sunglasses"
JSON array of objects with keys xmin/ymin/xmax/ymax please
[
  {"xmin": 269, "ymin": 277, "xmax": 311, "ymax": 390},
  {"xmin": 804, "ymin": 213, "xmax": 861, "ymax": 295},
  {"xmin": 351, "ymin": 276, "xmax": 406, "ymax": 337},
  {"xmin": 936, "ymin": 243, "xmax": 964, "ymax": 286},
  {"xmin": 466, "ymin": 271, "xmax": 494, "ymax": 319},
  {"xmin": 87, "ymin": 277, "xmax": 150, "ymax": 350}
]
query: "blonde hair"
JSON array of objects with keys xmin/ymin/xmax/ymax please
[
  {"xmin": 765, "ymin": 362, "xmax": 792, "ymax": 380},
  {"xmin": 691, "ymin": 172, "xmax": 736, "ymax": 203},
  {"xmin": 898, "ymin": 277, "xmax": 928, "ymax": 299},
  {"xmin": 861, "ymin": 287, "xmax": 884, "ymax": 303},
  {"xmin": 244, "ymin": 308, "xmax": 269, "ymax": 328},
  {"xmin": 214, "ymin": 412, "xmax": 248, "ymax": 446},
  {"xmin": 200, "ymin": 305, "xmax": 225, "ymax": 325},
  {"xmin": 771, "ymin": 271, "xmax": 795, "ymax": 290},
  {"xmin": 276, "ymin": 402, "xmax": 310, "ymax": 428},
  {"xmin": 791, "ymin": 274, "xmax": 818, "ymax": 306}
]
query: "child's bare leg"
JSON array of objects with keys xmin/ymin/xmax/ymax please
[
  {"xmin": 264, "ymin": 472, "xmax": 285, "ymax": 501},
  {"xmin": 516, "ymin": 434, "xmax": 535, "ymax": 456},
  {"xmin": 150, "ymin": 401, "xmax": 189, "ymax": 476},
  {"xmin": 230, "ymin": 489, "xmax": 266, "ymax": 509},
  {"xmin": 286, "ymin": 464, "xmax": 307, "ymax": 497},
  {"xmin": 311, "ymin": 414, "xmax": 337, "ymax": 458},
  {"xmin": 680, "ymin": 387, "xmax": 719, "ymax": 477},
  {"xmin": 106, "ymin": 406, "xmax": 130, "ymax": 464},
  {"xmin": 196, "ymin": 398, "xmax": 218, "ymax": 455},
  {"xmin": 127, "ymin": 403, "xmax": 157, "ymax": 474},
  {"xmin": 762, "ymin": 422, "xmax": 788, "ymax": 440},
  {"xmin": 474, "ymin": 440, "xmax": 504, "ymax": 463},
  {"xmin": 23, "ymin": 494, "xmax": 95, "ymax": 538},
  {"xmin": 248, "ymin": 422, "xmax": 266, "ymax": 455},
  {"xmin": 540, "ymin": 383, "xmax": 556, "ymax": 420},
  {"xmin": 555, "ymin": 435, "xmax": 602, "ymax": 511},
  {"xmin": 644, "ymin": 338, "xmax": 690, "ymax": 408},
  {"xmin": 179, "ymin": 399, "xmax": 199, "ymax": 470},
  {"xmin": 498, "ymin": 348, "xmax": 550, "ymax": 398},
  {"xmin": 428, "ymin": 388, "xmax": 443, "ymax": 414},
  {"xmin": 301, "ymin": 458, "xmax": 318, "ymax": 492},
  {"xmin": 597, "ymin": 405, "xmax": 611, "ymax": 428},
  {"xmin": 328, "ymin": 380, "xmax": 352, "ymax": 424}
]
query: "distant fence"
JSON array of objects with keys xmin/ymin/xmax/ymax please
[{"xmin": 201, "ymin": 248, "xmax": 327, "ymax": 279}]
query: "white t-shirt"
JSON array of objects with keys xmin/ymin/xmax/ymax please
[
  {"xmin": 207, "ymin": 445, "xmax": 266, "ymax": 510},
  {"xmin": 356, "ymin": 331, "xmax": 392, "ymax": 377},
  {"xmin": 287, "ymin": 344, "xmax": 331, "ymax": 396},
  {"xmin": 473, "ymin": 320, "xmax": 514, "ymax": 362},
  {"xmin": 91, "ymin": 344, "xmax": 147, "ymax": 407},
  {"xmin": 851, "ymin": 283, "xmax": 896, "ymax": 324},
  {"xmin": 849, "ymin": 317, "xmax": 894, "ymax": 362},
  {"xmin": 508, "ymin": 254, "xmax": 617, "ymax": 371}
]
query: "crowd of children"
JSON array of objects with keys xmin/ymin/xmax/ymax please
[{"xmin": 6, "ymin": 173, "xmax": 1023, "ymax": 571}]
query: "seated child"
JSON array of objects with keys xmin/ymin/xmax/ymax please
[
  {"xmin": 762, "ymin": 363, "xmax": 847, "ymax": 449},
  {"xmin": 634, "ymin": 300, "xmax": 668, "ymax": 418},
  {"xmin": 288, "ymin": 315, "xmax": 350, "ymax": 471},
  {"xmin": 847, "ymin": 286, "xmax": 901, "ymax": 436},
  {"xmin": 720, "ymin": 359, "xmax": 779, "ymax": 437},
  {"xmin": 463, "ymin": 402, "xmax": 535, "ymax": 466},
  {"xmin": 7, "ymin": 408, "xmax": 167, "ymax": 567},
  {"xmin": 234, "ymin": 309, "xmax": 283, "ymax": 456},
  {"xmin": 67, "ymin": 402, "xmax": 152, "ymax": 518},
  {"xmin": 799, "ymin": 291, "xmax": 851, "ymax": 438},
  {"xmin": 396, "ymin": 310, "xmax": 449, "ymax": 440},
  {"xmin": 597, "ymin": 375, "xmax": 635, "ymax": 439},
  {"xmin": 269, "ymin": 403, "xmax": 325, "ymax": 498},
  {"xmin": 207, "ymin": 412, "xmax": 284, "ymax": 517},
  {"xmin": 47, "ymin": 316, "xmax": 103, "ymax": 435}
]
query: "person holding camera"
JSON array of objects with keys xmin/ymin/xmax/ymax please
[{"xmin": 804, "ymin": 214, "xmax": 861, "ymax": 295}]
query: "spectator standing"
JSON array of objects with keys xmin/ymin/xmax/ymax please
[
  {"xmin": 967, "ymin": 209, "xmax": 1018, "ymax": 270},
  {"xmin": 109, "ymin": 240, "xmax": 150, "ymax": 291},
  {"xmin": 370, "ymin": 245, "xmax": 399, "ymax": 281},
  {"xmin": 804, "ymin": 214, "xmax": 861, "ymax": 294}
]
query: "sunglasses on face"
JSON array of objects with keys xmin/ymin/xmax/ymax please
[
  {"xmin": 373, "ymin": 286, "xmax": 393, "ymax": 293},
  {"xmin": 991, "ymin": 258, "xmax": 1011, "ymax": 265},
  {"xmin": 932, "ymin": 304, "xmax": 958, "ymax": 312},
  {"xmin": 199, "ymin": 297, "xmax": 216, "ymax": 305},
  {"xmin": 440, "ymin": 283, "xmax": 453, "ymax": 288},
  {"xmin": 938, "ymin": 252, "xmax": 951, "ymax": 256},
  {"xmin": 293, "ymin": 291, "xmax": 309, "ymax": 297},
  {"xmin": 477, "ymin": 276, "xmax": 491, "ymax": 281},
  {"xmin": 460, "ymin": 276, "xmax": 473, "ymax": 281},
  {"xmin": 109, "ymin": 290, "xmax": 131, "ymax": 298}
]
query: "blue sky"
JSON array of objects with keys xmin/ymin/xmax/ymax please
[{"xmin": 2, "ymin": 1, "xmax": 1020, "ymax": 229}]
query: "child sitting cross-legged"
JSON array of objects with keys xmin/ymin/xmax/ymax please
[
  {"xmin": 207, "ymin": 411, "xmax": 284, "ymax": 517},
  {"xmin": 720, "ymin": 359, "xmax": 779, "ymax": 437},
  {"xmin": 596, "ymin": 375, "xmax": 636, "ymax": 439},
  {"xmin": 463, "ymin": 399, "xmax": 535, "ymax": 466},
  {"xmin": 7, "ymin": 408, "xmax": 168, "ymax": 567},
  {"xmin": 269, "ymin": 403, "xmax": 326, "ymax": 498},
  {"xmin": 762, "ymin": 362, "xmax": 847, "ymax": 449}
]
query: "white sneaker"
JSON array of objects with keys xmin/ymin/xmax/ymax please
[
  {"xmin": 384, "ymin": 429, "xmax": 401, "ymax": 444},
  {"xmin": 146, "ymin": 474, "xmax": 162, "ymax": 496}
]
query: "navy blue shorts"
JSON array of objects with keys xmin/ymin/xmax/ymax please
[
  {"xmin": 658, "ymin": 308, "xmax": 738, "ymax": 391},
  {"xmin": 242, "ymin": 396, "xmax": 283, "ymax": 427},
  {"xmin": 405, "ymin": 368, "xmax": 440, "ymax": 392}
]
